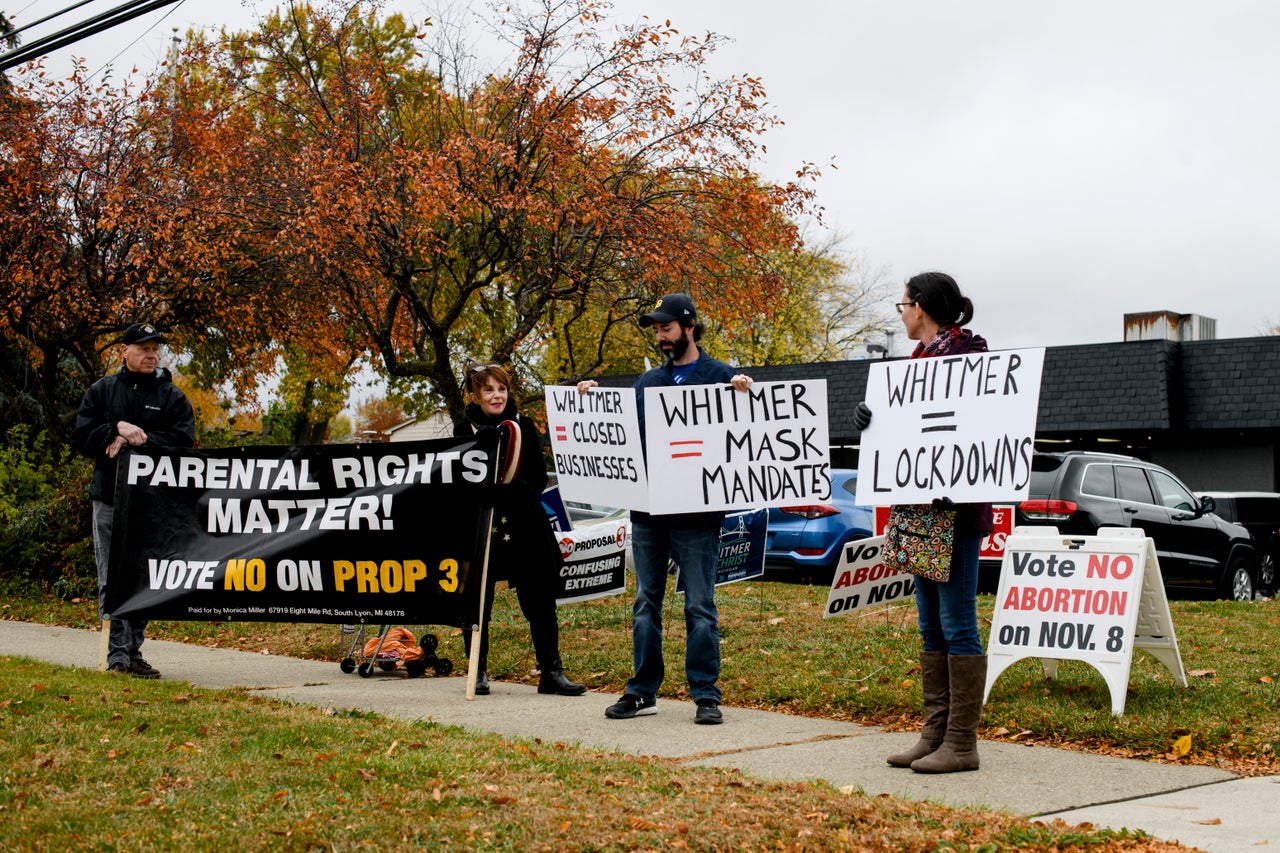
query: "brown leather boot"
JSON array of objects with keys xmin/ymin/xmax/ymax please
[
  {"xmin": 911, "ymin": 654, "xmax": 987, "ymax": 773},
  {"xmin": 887, "ymin": 650, "xmax": 949, "ymax": 767}
]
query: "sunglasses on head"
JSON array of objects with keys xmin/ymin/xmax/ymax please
[{"xmin": 470, "ymin": 362, "xmax": 500, "ymax": 372}]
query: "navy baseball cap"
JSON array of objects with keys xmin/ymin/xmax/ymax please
[
  {"xmin": 639, "ymin": 293, "xmax": 697, "ymax": 327},
  {"xmin": 122, "ymin": 322, "xmax": 167, "ymax": 345}
]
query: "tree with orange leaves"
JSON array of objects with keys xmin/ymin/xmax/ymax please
[
  {"xmin": 0, "ymin": 64, "xmax": 174, "ymax": 438},
  {"xmin": 154, "ymin": 0, "xmax": 819, "ymax": 420},
  {"xmin": 2, "ymin": 0, "xmax": 822, "ymax": 440},
  {"xmin": 353, "ymin": 396, "xmax": 408, "ymax": 439}
]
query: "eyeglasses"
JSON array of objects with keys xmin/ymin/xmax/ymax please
[
  {"xmin": 895, "ymin": 302, "xmax": 916, "ymax": 314},
  {"xmin": 470, "ymin": 362, "xmax": 500, "ymax": 372}
]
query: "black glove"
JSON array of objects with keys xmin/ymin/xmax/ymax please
[
  {"xmin": 932, "ymin": 496, "xmax": 957, "ymax": 511},
  {"xmin": 853, "ymin": 401, "xmax": 873, "ymax": 431}
]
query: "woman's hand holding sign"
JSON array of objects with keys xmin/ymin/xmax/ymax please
[{"xmin": 853, "ymin": 401, "xmax": 873, "ymax": 431}]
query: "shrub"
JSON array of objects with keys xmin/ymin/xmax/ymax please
[{"xmin": 0, "ymin": 426, "xmax": 95, "ymax": 596}]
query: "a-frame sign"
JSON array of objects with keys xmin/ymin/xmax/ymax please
[{"xmin": 984, "ymin": 526, "xmax": 1187, "ymax": 716}]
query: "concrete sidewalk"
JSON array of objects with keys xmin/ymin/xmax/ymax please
[{"xmin": 4, "ymin": 620, "xmax": 1275, "ymax": 852}]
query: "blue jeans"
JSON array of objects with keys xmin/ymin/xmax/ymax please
[
  {"xmin": 914, "ymin": 530, "xmax": 984, "ymax": 656},
  {"xmin": 627, "ymin": 519, "xmax": 721, "ymax": 703},
  {"xmin": 93, "ymin": 500, "xmax": 148, "ymax": 667}
]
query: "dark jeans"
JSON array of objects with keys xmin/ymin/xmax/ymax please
[
  {"xmin": 92, "ymin": 500, "xmax": 148, "ymax": 667},
  {"xmin": 627, "ymin": 519, "xmax": 721, "ymax": 703},
  {"xmin": 914, "ymin": 529, "xmax": 984, "ymax": 656}
]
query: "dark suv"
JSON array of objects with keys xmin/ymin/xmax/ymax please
[
  {"xmin": 1195, "ymin": 492, "xmax": 1279, "ymax": 596},
  {"xmin": 1011, "ymin": 451, "xmax": 1259, "ymax": 601}
]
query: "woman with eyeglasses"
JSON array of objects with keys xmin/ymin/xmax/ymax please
[
  {"xmin": 453, "ymin": 361, "xmax": 585, "ymax": 697},
  {"xmin": 855, "ymin": 271, "xmax": 994, "ymax": 773}
]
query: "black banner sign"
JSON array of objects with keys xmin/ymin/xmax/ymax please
[{"xmin": 106, "ymin": 434, "xmax": 498, "ymax": 625}]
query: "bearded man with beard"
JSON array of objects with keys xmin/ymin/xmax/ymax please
[{"xmin": 578, "ymin": 293, "xmax": 752, "ymax": 725}]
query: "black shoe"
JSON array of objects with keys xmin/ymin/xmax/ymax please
[
  {"xmin": 474, "ymin": 671, "xmax": 490, "ymax": 695},
  {"xmin": 107, "ymin": 661, "xmax": 130, "ymax": 674},
  {"xmin": 694, "ymin": 698, "xmax": 723, "ymax": 725},
  {"xmin": 605, "ymin": 694, "xmax": 656, "ymax": 719},
  {"xmin": 128, "ymin": 659, "xmax": 160, "ymax": 679},
  {"xmin": 538, "ymin": 658, "xmax": 586, "ymax": 696}
]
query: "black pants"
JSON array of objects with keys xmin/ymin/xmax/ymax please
[{"xmin": 463, "ymin": 576, "xmax": 560, "ymax": 670}]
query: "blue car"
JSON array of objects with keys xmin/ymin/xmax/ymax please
[{"xmin": 765, "ymin": 469, "xmax": 875, "ymax": 582}]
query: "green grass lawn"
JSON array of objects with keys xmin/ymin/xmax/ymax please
[
  {"xmin": 7, "ymin": 578, "xmax": 1277, "ymax": 777},
  {"xmin": 0, "ymin": 656, "xmax": 1193, "ymax": 852}
]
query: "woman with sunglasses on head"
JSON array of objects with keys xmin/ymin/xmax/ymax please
[
  {"xmin": 454, "ymin": 361, "xmax": 585, "ymax": 697},
  {"xmin": 854, "ymin": 272, "xmax": 994, "ymax": 773}
]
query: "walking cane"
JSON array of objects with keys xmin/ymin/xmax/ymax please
[{"xmin": 465, "ymin": 420, "xmax": 522, "ymax": 700}]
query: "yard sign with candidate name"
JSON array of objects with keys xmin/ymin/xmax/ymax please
[
  {"xmin": 856, "ymin": 348, "xmax": 1045, "ymax": 506},
  {"xmin": 544, "ymin": 386, "xmax": 648, "ymax": 511},
  {"xmin": 675, "ymin": 509, "xmax": 770, "ymax": 595},
  {"xmin": 713, "ymin": 509, "xmax": 768, "ymax": 585},
  {"xmin": 644, "ymin": 380, "xmax": 830, "ymax": 514},
  {"xmin": 984, "ymin": 525, "xmax": 1187, "ymax": 716}
]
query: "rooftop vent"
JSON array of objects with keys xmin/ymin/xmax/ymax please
[{"xmin": 1123, "ymin": 311, "xmax": 1217, "ymax": 342}]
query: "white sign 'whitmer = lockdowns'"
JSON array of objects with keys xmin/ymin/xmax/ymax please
[{"xmin": 856, "ymin": 348, "xmax": 1045, "ymax": 506}]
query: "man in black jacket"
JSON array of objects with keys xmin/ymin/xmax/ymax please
[{"xmin": 72, "ymin": 322, "xmax": 195, "ymax": 678}]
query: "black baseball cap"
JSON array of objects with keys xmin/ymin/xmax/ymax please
[
  {"xmin": 639, "ymin": 293, "xmax": 697, "ymax": 327},
  {"xmin": 122, "ymin": 322, "xmax": 167, "ymax": 345}
]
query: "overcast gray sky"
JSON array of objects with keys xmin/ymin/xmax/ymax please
[{"xmin": 12, "ymin": 0, "xmax": 1280, "ymax": 352}]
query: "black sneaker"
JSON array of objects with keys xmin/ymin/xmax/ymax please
[
  {"xmin": 128, "ymin": 659, "xmax": 160, "ymax": 679},
  {"xmin": 605, "ymin": 694, "xmax": 656, "ymax": 719},
  {"xmin": 694, "ymin": 698, "xmax": 723, "ymax": 725},
  {"xmin": 107, "ymin": 661, "xmax": 130, "ymax": 674}
]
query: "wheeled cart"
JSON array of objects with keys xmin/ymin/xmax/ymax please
[{"xmin": 337, "ymin": 625, "xmax": 454, "ymax": 678}]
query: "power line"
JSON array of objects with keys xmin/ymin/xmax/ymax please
[
  {"xmin": 84, "ymin": 0, "xmax": 184, "ymax": 80},
  {"xmin": 7, "ymin": 0, "xmax": 100, "ymax": 41},
  {"xmin": 0, "ymin": 0, "xmax": 180, "ymax": 70}
]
